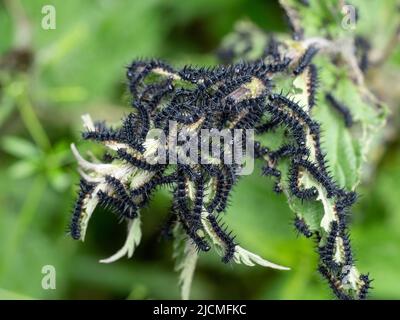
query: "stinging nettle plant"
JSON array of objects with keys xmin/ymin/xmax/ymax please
[{"xmin": 69, "ymin": 0, "xmax": 392, "ymax": 299}]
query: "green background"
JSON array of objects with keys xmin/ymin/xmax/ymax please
[{"xmin": 0, "ymin": 0, "xmax": 399, "ymax": 299}]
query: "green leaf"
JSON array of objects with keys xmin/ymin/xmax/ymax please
[
  {"xmin": 1, "ymin": 136, "xmax": 40, "ymax": 159},
  {"xmin": 0, "ymin": 86, "xmax": 16, "ymax": 128},
  {"xmin": 47, "ymin": 170, "xmax": 71, "ymax": 192},
  {"xmin": 8, "ymin": 160, "xmax": 38, "ymax": 179},
  {"xmin": 99, "ymin": 217, "xmax": 142, "ymax": 264},
  {"xmin": 0, "ymin": 288, "xmax": 34, "ymax": 300}
]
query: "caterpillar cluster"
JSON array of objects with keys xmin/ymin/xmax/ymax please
[
  {"xmin": 70, "ymin": 48, "xmax": 368, "ymax": 299},
  {"xmin": 216, "ymin": 31, "xmax": 369, "ymax": 299}
]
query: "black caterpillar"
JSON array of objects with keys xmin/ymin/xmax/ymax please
[
  {"xmin": 325, "ymin": 93, "xmax": 353, "ymax": 128},
  {"xmin": 294, "ymin": 216, "xmax": 313, "ymax": 238}
]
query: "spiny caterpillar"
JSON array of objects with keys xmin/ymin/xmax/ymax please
[
  {"xmin": 294, "ymin": 216, "xmax": 313, "ymax": 238},
  {"xmin": 70, "ymin": 179, "xmax": 95, "ymax": 240},
  {"xmin": 306, "ymin": 64, "xmax": 318, "ymax": 110},
  {"xmin": 293, "ymin": 46, "xmax": 319, "ymax": 76}
]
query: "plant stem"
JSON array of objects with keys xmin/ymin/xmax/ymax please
[{"xmin": 16, "ymin": 81, "xmax": 51, "ymax": 150}]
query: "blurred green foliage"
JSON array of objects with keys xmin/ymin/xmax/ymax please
[{"xmin": 0, "ymin": 0, "xmax": 399, "ymax": 299}]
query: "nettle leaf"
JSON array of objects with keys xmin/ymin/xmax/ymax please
[
  {"xmin": 313, "ymin": 56, "xmax": 386, "ymax": 189},
  {"xmin": 282, "ymin": 0, "xmax": 399, "ymax": 46},
  {"xmin": 284, "ymin": 55, "xmax": 386, "ymax": 229},
  {"xmin": 280, "ymin": 0, "xmax": 342, "ymax": 38},
  {"xmin": 1, "ymin": 136, "xmax": 40, "ymax": 159},
  {"xmin": 350, "ymin": 0, "xmax": 399, "ymax": 50},
  {"xmin": 100, "ymin": 215, "xmax": 142, "ymax": 264}
]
